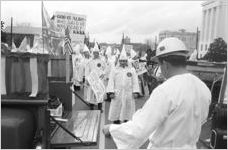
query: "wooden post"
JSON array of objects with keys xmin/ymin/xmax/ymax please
[{"xmin": 155, "ymin": 36, "xmax": 157, "ymax": 51}]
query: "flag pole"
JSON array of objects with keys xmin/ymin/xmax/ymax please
[
  {"xmin": 196, "ymin": 27, "xmax": 199, "ymax": 60},
  {"xmin": 41, "ymin": 0, "xmax": 44, "ymax": 54},
  {"xmin": 65, "ymin": 26, "xmax": 70, "ymax": 83}
]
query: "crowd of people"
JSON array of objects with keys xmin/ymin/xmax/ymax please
[
  {"xmin": 71, "ymin": 38, "xmax": 211, "ymax": 149},
  {"xmin": 70, "ymin": 41, "xmax": 161, "ymax": 123},
  {"xmin": 102, "ymin": 37, "xmax": 211, "ymax": 149}
]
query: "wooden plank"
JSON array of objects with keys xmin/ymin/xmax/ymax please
[
  {"xmin": 73, "ymin": 111, "xmax": 89, "ymax": 137},
  {"xmin": 1, "ymin": 99, "xmax": 48, "ymax": 106},
  {"xmin": 80, "ymin": 111, "xmax": 92, "ymax": 141},
  {"xmin": 98, "ymin": 102, "xmax": 105, "ymax": 149},
  {"xmin": 93, "ymin": 111, "xmax": 101, "ymax": 143},
  {"xmin": 187, "ymin": 65, "xmax": 225, "ymax": 73},
  {"xmin": 51, "ymin": 110, "xmax": 100, "ymax": 147}
]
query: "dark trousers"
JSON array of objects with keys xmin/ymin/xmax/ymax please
[
  {"xmin": 73, "ymin": 85, "xmax": 80, "ymax": 91},
  {"xmin": 113, "ymin": 120, "xmax": 128, "ymax": 124},
  {"xmin": 90, "ymin": 103, "xmax": 103, "ymax": 112},
  {"xmin": 105, "ymin": 93, "xmax": 112, "ymax": 102}
]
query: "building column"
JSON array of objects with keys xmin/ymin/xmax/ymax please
[
  {"xmin": 208, "ymin": 8, "xmax": 215, "ymax": 43},
  {"xmin": 213, "ymin": 6, "xmax": 220, "ymax": 40},
  {"xmin": 203, "ymin": 9, "xmax": 209, "ymax": 43},
  {"xmin": 206, "ymin": 9, "xmax": 211, "ymax": 43},
  {"xmin": 201, "ymin": 10, "xmax": 206, "ymax": 43},
  {"xmin": 202, "ymin": 9, "xmax": 209, "ymax": 57}
]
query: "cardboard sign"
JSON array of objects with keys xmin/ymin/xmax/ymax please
[
  {"xmin": 87, "ymin": 71, "xmax": 105, "ymax": 103},
  {"xmin": 54, "ymin": 11, "xmax": 86, "ymax": 44},
  {"xmin": 132, "ymin": 59, "xmax": 147, "ymax": 75}
]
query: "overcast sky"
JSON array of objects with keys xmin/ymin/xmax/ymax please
[{"xmin": 1, "ymin": 1, "xmax": 204, "ymax": 43}]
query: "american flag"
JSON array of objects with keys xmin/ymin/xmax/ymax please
[
  {"xmin": 42, "ymin": 1, "xmax": 63, "ymax": 55},
  {"xmin": 64, "ymin": 26, "xmax": 73, "ymax": 55}
]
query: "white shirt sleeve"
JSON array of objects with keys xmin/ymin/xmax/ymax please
[{"xmin": 109, "ymin": 87, "xmax": 171, "ymax": 149}]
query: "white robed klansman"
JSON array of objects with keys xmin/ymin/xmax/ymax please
[
  {"xmin": 72, "ymin": 44, "xmax": 83, "ymax": 87},
  {"xmin": 106, "ymin": 46, "xmax": 140, "ymax": 122},
  {"xmin": 81, "ymin": 45, "xmax": 91, "ymax": 78},
  {"xmin": 81, "ymin": 45, "xmax": 91, "ymax": 100},
  {"xmin": 104, "ymin": 46, "xmax": 116, "ymax": 82},
  {"xmin": 85, "ymin": 43, "xmax": 106, "ymax": 104}
]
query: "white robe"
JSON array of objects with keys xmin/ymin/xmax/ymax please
[
  {"xmin": 81, "ymin": 57, "xmax": 91, "ymax": 78},
  {"xmin": 109, "ymin": 73, "xmax": 211, "ymax": 149},
  {"xmin": 72, "ymin": 54, "xmax": 83, "ymax": 86},
  {"xmin": 106, "ymin": 66, "xmax": 140, "ymax": 121},
  {"xmin": 104, "ymin": 56, "xmax": 116, "ymax": 81},
  {"xmin": 81, "ymin": 57, "xmax": 91, "ymax": 101},
  {"xmin": 85, "ymin": 58, "xmax": 106, "ymax": 104}
]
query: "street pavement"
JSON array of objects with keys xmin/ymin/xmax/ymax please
[{"xmin": 71, "ymin": 87, "xmax": 211, "ymax": 149}]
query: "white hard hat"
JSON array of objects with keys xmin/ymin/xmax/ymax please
[
  {"xmin": 119, "ymin": 45, "xmax": 128, "ymax": 60},
  {"xmin": 152, "ymin": 37, "xmax": 189, "ymax": 62}
]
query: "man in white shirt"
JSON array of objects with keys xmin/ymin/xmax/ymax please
[{"xmin": 103, "ymin": 37, "xmax": 211, "ymax": 149}]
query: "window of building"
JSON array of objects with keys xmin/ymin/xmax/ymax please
[
  {"xmin": 205, "ymin": 44, "xmax": 207, "ymax": 51},
  {"xmin": 201, "ymin": 44, "xmax": 203, "ymax": 51}
]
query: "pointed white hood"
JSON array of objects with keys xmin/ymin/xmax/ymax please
[
  {"xmin": 83, "ymin": 45, "xmax": 90, "ymax": 52},
  {"xmin": 116, "ymin": 48, "xmax": 120, "ymax": 56},
  {"xmin": 106, "ymin": 46, "xmax": 112, "ymax": 57},
  {"xmin": 119, "ymin": 45, "xmax": 128, "ymax": 60},
  {"xmin": 93, "ymin": 42, "xmax": 99, "ymax": 52},
  {"xmin": 189, "ymin": 49, "xmax": 198, "ymax": 61}
]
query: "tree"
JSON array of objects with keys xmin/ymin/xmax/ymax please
[
  {"xmin": 1, "ymin": 21, "xmax": 5, "ymax": 30},
  {"xmin": 1, "ymin": 21, "xmax": 7, "ymax": 43},
  {"xmin": 203, "ymin": 37, "xmax": 227, "ymax": 62}
]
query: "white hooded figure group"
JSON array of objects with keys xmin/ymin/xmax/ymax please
[
  {"xmin": 106, "ymin": 45, "xmax": 140, "ymax": 124},
  {"xmin": 85, "ymin": 42, "xmax": 106, "ymax": 110}
]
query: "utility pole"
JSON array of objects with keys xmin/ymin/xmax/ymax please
[
  {"xmin": 10, "ymin": 17, "xmax": 13, "ymax": 48},
  {"xmin": 121, "ymin": 32, "xmax": 124, "ymax": 50},
  {"xmin": 196, "ymin": 27, "xmax": 199, "ymax": 60},
  {"xmin": 155, "ymin": 36, "xmax": 157, "ymax": 51}
]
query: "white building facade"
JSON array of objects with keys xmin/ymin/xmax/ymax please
[{"xmin": 198, "ymin": 0, "xmax": 228, "ymax": 58}]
